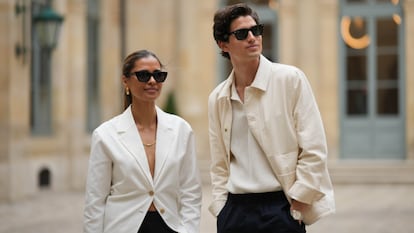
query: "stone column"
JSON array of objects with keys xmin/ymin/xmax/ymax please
[
  {"xmin": 405, "ymin": 0, "xmax": 414, "ymax": 160},
  {"xmin": 0, "ymin": 0, "xmax": 31, "ymax": 201},
  {"xmin": 101, "ymin": 0, "xmax": 122, "ymax": 120},
  {"xmin": 175, "ymin": 0, "xmax": 217, "ymax": 183},
  {"xmin": 278, "ymin": 0, "xmax": 298, "ymax": 65},
  {"xmin": 0, "ymin": 0, "xmax": 13, "ymax": 202},
  {"xmin": 58, "ymin": 0, "xmax": 88, "ymax": 190},
  {"xmin": 318, "ymin": 0, "xmax": 339, "ymax": 160}
]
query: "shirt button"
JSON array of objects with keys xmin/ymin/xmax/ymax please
[
  {"xmin": 159, "ymin": 208, "xmax": 165, "ymax": 214},
  {"xmin": 149, "ymin": 191, "xmax": 154, "ymax": 196}
]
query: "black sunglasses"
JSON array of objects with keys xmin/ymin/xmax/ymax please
[
  {"xmin": 130, "ymin": 70, "xmax": 168, "ymax": 83},
  {"xmin": 228, "ymin": 24, "xmax": 264, "ymax": 40}
]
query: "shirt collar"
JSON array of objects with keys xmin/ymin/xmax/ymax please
[
  {"xmin": 218, "ymin": 55, "xmax": 272, "ymax": 100},
  {"xmin": 249, "ymin": 55, "xmax": 270, "ymax": 92},
  {"xmin": 230, "ymin": 81, "xmax": 241, "ymax": 102}
]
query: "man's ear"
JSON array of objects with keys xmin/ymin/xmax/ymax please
[{"xmin": 218, "ymin": 40, "xmax": 229, "ymax": 53}]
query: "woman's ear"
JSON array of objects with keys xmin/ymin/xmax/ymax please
[
  {"xmin": 122, "ymin": 76, "xmax": 130, "ymax": 95},
  {"xmin": 122, "ymin": 75, "xmax": 128, "ymax": 85},
  {"xmin": 122, "ymin": 75, "xmax": 130, "ymax": 92}
]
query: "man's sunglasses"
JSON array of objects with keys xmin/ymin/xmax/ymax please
[
  {"xmin": 129, "ymin": 70, "xmax": 168, "ymax": 83},
  {"xmin": 228, "ymin": 24, "xmax": 264, "ymax": 41}
]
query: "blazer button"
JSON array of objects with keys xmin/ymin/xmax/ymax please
[
  {"xmin": 149, "ymin": 191, "xmax": 154, "ymax": 196},
  {"xmin": 159, "ymin": 208, "xmax": 165, "ymax": 214}
]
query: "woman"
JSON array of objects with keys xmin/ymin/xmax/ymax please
[{"xmin": 83, "ymin": 50, "xmax": 202, "ymax": 233}]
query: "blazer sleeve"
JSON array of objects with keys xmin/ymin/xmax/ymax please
[
  {"xmin": 83, "ymin": 130, "xmax": 112, "ymax": 233},
  {"xmin": 287, "ymin": 69, "xmax": 327, "ymax": 204},
  {"xmin": 207, "ymin": 91, "xmax": 230, "ymax": 217},
  {"xmin": 178, "ymin": 130, "xmax": 202, "ymax": 233}
]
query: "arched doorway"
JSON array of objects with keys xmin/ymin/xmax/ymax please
[{"xmin": 38, "ymin": 167, "xmax": 51, "ymax": 188}]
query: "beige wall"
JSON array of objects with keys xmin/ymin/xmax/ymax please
[
  {"xmin": 279, "ymin": 0, "xmax": 340, "ymax": 159},
  {"xmin": 0, "ymin": 0, "xmax": 32, "ymax": 201},
  {"xmin": 317, "ymin": 0, "xmax": 340, "ymax": 160},
  {"xmin": 0, "ymin": 0, "xmax": 14, "ymax": 201}
]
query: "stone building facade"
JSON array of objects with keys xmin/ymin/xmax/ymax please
[{"xmin": 1, "ymin": 0, "xmax": 413, "ymax": 202}]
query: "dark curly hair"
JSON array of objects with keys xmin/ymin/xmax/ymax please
[
  {"xmin": 122, "ymin": 50, "xmax": 165, "ymax": 109},
  {"xmin": 213, "ymin": 3, "xmax": 260, "ymax": 59}
]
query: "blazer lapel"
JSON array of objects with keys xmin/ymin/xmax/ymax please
[
  {"xmin": 116, "ymin": 106, "xmax": 153, "ymax": 184},
  {"xmin": 153, "ymin": 107, "xmax": 175, "ymax": 183}
]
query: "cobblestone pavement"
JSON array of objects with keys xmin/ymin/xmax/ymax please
[{"xmin": 0, "ymin": 184, "xmax": 413, "ymax": 233}]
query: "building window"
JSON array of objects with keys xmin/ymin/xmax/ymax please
[
  {"xmin": 30, "ymin": 1, "xmax": 52, "ymax": 135},
  {"xmin": 340, "ymin": 0, "xmax": 402, "ymax": 117},
  {"xmin": 86, "ymin": 0, "xmax": 101, "ymax": 132}
]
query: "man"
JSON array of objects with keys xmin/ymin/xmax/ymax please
[{"xmin": 208, "ymin": 3, "xmax": 335, "ymax": 233}]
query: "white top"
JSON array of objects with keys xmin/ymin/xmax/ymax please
[{"xmin": 228, "ymin": 82, "xmax": 282, "ymax": 194}]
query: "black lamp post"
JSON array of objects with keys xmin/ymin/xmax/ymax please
[{"xmin": 33, "ymin": 5, "xmax": 64, "ymax": 51}]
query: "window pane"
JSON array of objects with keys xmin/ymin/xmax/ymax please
[
  {"xmin": 347, "ymin": 89, "xmax": 367, "ymax": 115},
  {"xmin": 347, "ymin": 52, "xmax": 367, "ymax": 80},
  {"xmin": 377, "ymin": 18, "xmax": 398, "ymax": 47},
  {"xmin": 377, "ymin": 88, "xmax": 398, "ymax": 114},
  {"xmin": 377, "ymin": 54, "xmax": 398, "ymax": 80}
]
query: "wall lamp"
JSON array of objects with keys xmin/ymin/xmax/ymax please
[
  {"xmin": 33, "ymin": 4, "xmax": 64, "ymax": 51},
  {"xmin": 15, "ymin": 1, "xmax": 27, "ymax": 62},
  {"xmin": 15, "ymin": 2, "xmax": 64, "ymax": 62}
]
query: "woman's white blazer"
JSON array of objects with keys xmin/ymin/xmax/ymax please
[{"xmin": 83, "ymin": 106, "xmax": 202, "ymax": 233}]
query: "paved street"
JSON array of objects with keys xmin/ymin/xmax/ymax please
[{"xmin": 0, "ymin": 184, "xmax": 413, "ymax": 233}]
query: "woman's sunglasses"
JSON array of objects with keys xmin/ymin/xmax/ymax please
[
  {"xmin": 228, "ymin": 24, "xmax": 264, "ymax": 41},
  {"xmin": 129, "ymin": 70, "xmax": 168, "ymax": 83}
]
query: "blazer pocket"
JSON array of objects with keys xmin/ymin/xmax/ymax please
[
  {"xmin": 267, "ymin": 151, "xmax": 298, "ymax": 175},
  {"xmin": 267, "ymin": 151, "xmax": 298, "ymax": 186}
]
